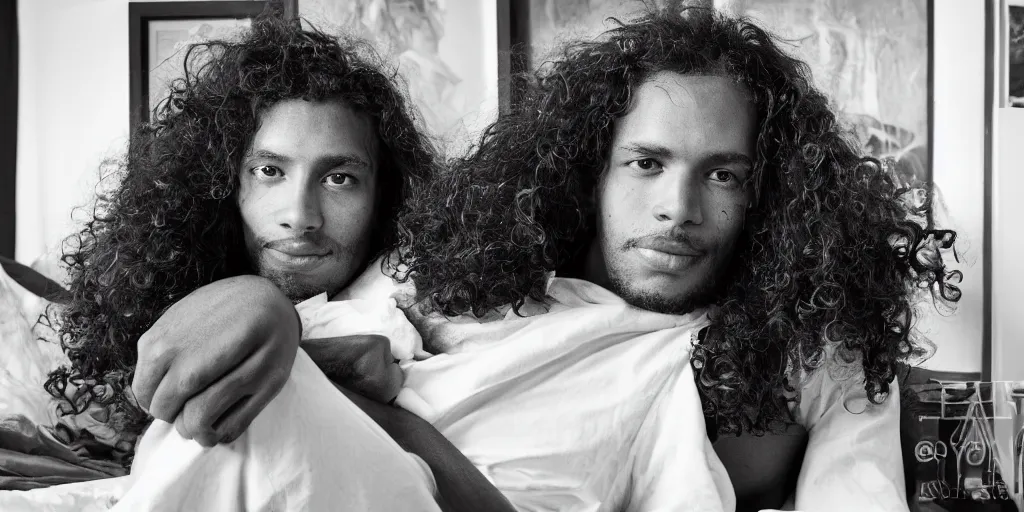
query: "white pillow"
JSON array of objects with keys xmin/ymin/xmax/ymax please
[
  {"xmin": 0, "ymin": 262, "xmax": 137, "ymax": 458},
  {"xmin": 0, "ymin": 262, "xmax": 69, "ymax": 426}
]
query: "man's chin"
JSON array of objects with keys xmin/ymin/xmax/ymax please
[
  {"xmin": 606, "ymin": 275, "xmax": 715, "ymax": 315},
  {"xmin": 619, "ymin": 290, "xmax": 704, "ymax": 315},
  {"xmin": 281, "ymin": 284, "xmax": 325, "ymax": 304},
  {"xmin": 261, "ymin": 273, "xmax": 334, "ymax": 304},
  {"xmin": 286, "ymin": 290, "xmax": 323, "ymax": 304}
]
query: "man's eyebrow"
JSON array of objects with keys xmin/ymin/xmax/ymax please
[
  {"xmin": 618, "ymin": 144, "xmax": 753, "ymax": 168},
  {"xmin": 317, "ymin": 153, "xmax": 373, "ymax": 171},
  {"xmin": 702, "ymin": 152, "xmax": 754, "ymax": 168},
  {"xmin": 245, "ymin": 149, "xmax": 289, "ymax": 162},
  {"xmin": 243, "ymin": 149, "xmax": 373, "ymax": 170},
  {"xmin": 618, "ymin": 142, "xmax": 675, "ymax": 159}
]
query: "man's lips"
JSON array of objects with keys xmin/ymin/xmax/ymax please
[
  {"xmin": 263, "ymin": 240, "xmax": 332, "ymax": 270},
  {"xmin": 265, "ymin": 240, "xmax": 331, "ymax": 258},
  {"xmin": 632, "ymin": 238, "xmax": 704, "ymax": 272},
  {"xmin": 635, "ymin": 238, "xmax": 704, "ymax": 257}
]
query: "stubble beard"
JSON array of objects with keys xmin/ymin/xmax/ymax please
[{"xmin": 604, "ymin": 269, "xmax": 721, "ymax": 315}]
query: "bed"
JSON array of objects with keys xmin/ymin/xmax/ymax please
[{"xmin": 0, "ymin": 256, "xmax": 130, "ymax": 503}]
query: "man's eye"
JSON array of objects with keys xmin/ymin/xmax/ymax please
[
  {"xmin": 251, "ymin": 165, "xmax": 281, "ymax": 178},
  {"xmin": 325, "ymin": 173, "xmax": 355, "ymax": 186},
  {"xmin": 709, "ymin": 169, "xmax": 737, "ymax": 183},
  {"xmin": 629, "ymin": 158, "xmax": 662, "ymax": 171}
]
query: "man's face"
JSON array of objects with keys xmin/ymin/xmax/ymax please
[
  {"xmin": 586, "ymin": 72, "xmax": 756, "ymax": 314},
  {"xmin": 239, "ymin": 98, "xmax": 379, "ymax": 302}
]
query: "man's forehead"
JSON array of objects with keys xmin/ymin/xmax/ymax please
[
  {"xmin": 627, "ymin": 72, "xmax": 753, "ymax": 120},
  {"xmin": 613, "ymin": 72, "xmax": 756, "ymax": 159},
  {"xmin": 249, "ymin": 98, "xmax": 379, "ymax": 167}
]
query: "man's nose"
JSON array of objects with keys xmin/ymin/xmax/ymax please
[
  {"xmin": 277, "ymin": 181, "xmax": 324, "ymax": 233},
  {"xmin": 651, "ymin": 173, "xmax": 703, "ymax": 226}
]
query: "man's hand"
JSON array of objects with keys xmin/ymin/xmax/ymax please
[
  {"xmin": 132, "ymin": 275, "xmax": 301, "ymax": 446},
  {"xmin": 302, "ymin": 335, "xmax": 404, "ymax": 405}
]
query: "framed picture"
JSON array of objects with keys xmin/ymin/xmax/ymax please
[
  {"xmin": 905, "ymin": 379, "xmax": 1024, "ymax": 509},
  {"xmin": 1007, "ymin": 0, "xmax": 1024, "ymax": 107},
  {"xmin": 128, "ymin": 1, "xmax": 297, "ymax": 133},
  {"xmin": 296, "ymin": 0, "xmax": 501, "ymax": 154}
]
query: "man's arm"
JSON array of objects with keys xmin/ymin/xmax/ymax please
[
  {"xmin": 132, "ymin": 275, "xmax": 515, "ymax": 512},
  {"xmin": 792, "ymin": 368, "xmax": 909, "ymax": 512},
  {"xmin": 133, "ymin": 275, "xmax": 301, "ymax": 445},
  {"xmin": 336, "ymin": 386, "xmax": 518, "ymax": 512}
]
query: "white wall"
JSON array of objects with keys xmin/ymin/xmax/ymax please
[
  {"xmin": 991, "ymin": 108, "xmax": 1024, "ymax": 506},
  {"xmin": 915, "ymin": 0, "xmax": 987, "ymax": 373},
  {"xmin": 436, "ymin": 0, "xmax": 499, "ymax": 153},
  {"xmin": 993, "ymin": 108, "xmax": 1024, "ymax": 382},
  {"xmin": 15, "ymin": 0, "xmax": 259, "ymax": 265}
]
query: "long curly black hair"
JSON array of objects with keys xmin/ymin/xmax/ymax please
[
  {"xmin": 45, "ymin": 14, "xmax": 436, "ymax": 434},
  {"xmin": 394, "ymin": 7, "xmax": 961, "ymax": 436}
]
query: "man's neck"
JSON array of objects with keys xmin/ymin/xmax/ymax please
[{"xmin": 559, "ymin": 241, "xmax": 608, "ymax": 289}]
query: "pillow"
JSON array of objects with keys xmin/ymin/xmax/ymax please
[
  {"xmin": 0, "ymin": 262, "xmax": 68, "ymax": 426},
  {"xmin": 0, "ymin": 261, "xmax": 137, "ymax": 466}
]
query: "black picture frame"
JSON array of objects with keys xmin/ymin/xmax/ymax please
[
  {"xmin": 497, "ymin": 0, "xmax": 530, "ymax": 115},
  {"xmin": 0, "ymin": 0, "xmax": 16, "ymax": 259},
  {"xmin": 128, "ymin": 1, "xmax": 298, "ymax": 134},
  {"xmin": 984, "ymin": 0, "xmax": 996, "ymax": 386}
]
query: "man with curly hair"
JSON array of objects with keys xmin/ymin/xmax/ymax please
[
  {"xmin": 385, "ymin": 7, "xmax": 957, "ymax": 508},
  {"xmin": 31, "ymin": 14, "xmax": 512, "ymax": 512},
  {"xmin": 101, "ymin": 6, "xmax": 957, "ymax": 512}
]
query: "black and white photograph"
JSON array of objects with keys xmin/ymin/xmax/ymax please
[{"xmin": 1, "ymin": 0, "xmax": 1022, "ymax": 511}]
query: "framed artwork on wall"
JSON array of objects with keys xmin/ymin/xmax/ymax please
[
  {"xmin": 128, "ymin": 1, "xmax": 296, "ymax": 134},
  {"xmin": 906, "ymin": 379, "xmax": 1023, "ymax": 509},
  {"xmin": 296, "ymin": 0, "xmax": 500, "ymax": 155},
  {"xmin": 1007, "ymin": 0, "xmax": 1024, "ymax": 107}
]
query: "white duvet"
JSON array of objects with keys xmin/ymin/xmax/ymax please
[{"xmin": 0, "ymin": 261, "xmax": 911, "ymax": 512}]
